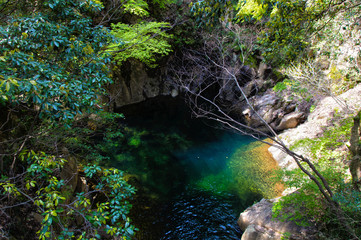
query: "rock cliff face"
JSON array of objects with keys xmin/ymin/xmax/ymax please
[
  {"xmin": 235, "ymin": 63, "xmax": 308, "ymax": 132},
  {"xmin": 107, "ymin": 60, "xmax": 176, "ymax": 109}
]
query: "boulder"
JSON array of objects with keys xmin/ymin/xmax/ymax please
[
  {"xmin": 276, "ymin": 112, "xmax": 305, "ymax": 131},
  {"xmin": 241, "ymin": 93, "xmax": 279, "ymax": 128},
  {"xmin": 239, "ymin": 198, "xmax": 316, "ymax": 240},
  {"xmin": 241, "ymin": 224, "xmax": 282, "ymax": 240},
  {"xmin": 240, "ymin": 91, "xmax": 307, "ymax": 131},
  {"xmin": 243, "ymin": 80, "xmax": 258, "ymax": 98}
]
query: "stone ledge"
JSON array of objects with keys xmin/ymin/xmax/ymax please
[{"xmin": 238, "ymin": 198, "xmax": 317, "ymax": 240}]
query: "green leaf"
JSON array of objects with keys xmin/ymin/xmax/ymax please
[
  {"xmin": 109, "ymin": 21, "xmax": 172, "ymax": 67},
  {"xmin": 5, "ymin": 81, "xmax": 10, "ymax": 91}
]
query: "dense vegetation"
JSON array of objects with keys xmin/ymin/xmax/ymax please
[
  {"xmin": 0, "ymin": 0, "xmax": 174, "ymax": 239},
  {"xmin": 0, "ymin": 0, "xmax": 361, "ymax": 239}
]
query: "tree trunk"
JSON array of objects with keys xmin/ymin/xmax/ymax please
[{"xmin": 350, "ymin": 111, "xmax": 361, "ymax": 191}]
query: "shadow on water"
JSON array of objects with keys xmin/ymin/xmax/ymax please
[{"xmin": 111, "ymin": 96, "xmax": 278, "ymax": 239}]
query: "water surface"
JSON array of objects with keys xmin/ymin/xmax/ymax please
[{"xmin": 111, "ymin": 96, "xmax": 279, "ymax": 239}]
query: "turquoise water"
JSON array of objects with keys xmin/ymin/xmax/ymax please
[
  {"xmin": 175, "ymin": 131, "xmax": 250, "ymax": 176},
  {"xmin": 112, "ymin": 97, "xmax": 264, "ymax": 239},
  {"xmin": 154, "ymin": 132, "xmax": 260, "ymax": 240}
]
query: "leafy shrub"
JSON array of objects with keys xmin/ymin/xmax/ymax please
[
  {"xmin": 0, "ymin": 0, "xmax": 113, "ymax": 120},
  {"xmin": 0, "ymin": 150, "xmax": 136, "ymax": 239}
]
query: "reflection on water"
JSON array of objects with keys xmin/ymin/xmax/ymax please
[{"xmin": 158, "ymin": 189, "xmax": 244, "ymax": 240}]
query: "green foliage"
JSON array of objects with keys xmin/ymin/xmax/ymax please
[
  {"xmin": 237, "ymin": 0, "xmax": 361, "ymax": 64},
  {"xmin": 291, "ymin": 116, "xmax": 353, "ymax": 162},
  {"xmin": 189, "ymin": 0, "xmax": 234, "ymax": 27},
  {"xmin": 236, "ymin": 0, "xmax": 267, "ymax": 21},
  {"xmin": 237, "ymin": 0, "xmax": 314, "ymax": 63},
  {"xmin": 152, "ymin": 0, "xmax": 176, "ymax": 9},
  {"xmin": 108, "ymin": 21, "xmax": 173, "ymax": 67},
  {"xmin": 309, "ymin": 105, "xmax": 316, "ymax": 113},
  {"xmin": 272, "ymin": 114, "xmax": 361, "ymax": 237},
  {"xmin": 123, "ymin": 0, "xmax": 150, "ymax": 16},
  {"xmin": 333, "ymin": 182, "xmax": 361, "ymax": 219},
  {"xmin": 281, "ymin": 232, "xmax": 292, "ymax": 240},
  {"xmin": 59, "ymin": 112, "xmax": 125, "ymax": 164},
  {"xmin": 112, "ymin": 0, "xmax": 175, "ymax": 17},
  {"xmin": 0, "ymin": 0, "xmax": 113, "ymax": 120},
  {"xmin": 128, "ymin": 133, "xmax": 143, "ymax": 147},
  {"xmin": 273, "ymin": 81, "xmax": 288, "ymax": 92},
  {"xmin": 0, "ymin": 0, "xmax": 170, "ymax": 237},
  {"xmin": 188, "ymin": 0, "xmax": 361, "ymax": 66},
  {"xmin": 272, "ymin": 166, "xmax": 337, "ymax": 226},
  {"xmin": 0, "ymin": 150, "xmax": 136, "ymax": 240},
  {"xmin": 103, "ymin": 0, "xmax": 174, "ymax": 18},
  {"xmin": 189, "ymin": 0, "xmax": 317, "ymax": 63},
  {"xmin": 273, "ymin": 77, "xmax": 310, "ymax": 102},
  {"xmin": 0, "ymin": 0, "xmax": 41, "ymax": 22}
]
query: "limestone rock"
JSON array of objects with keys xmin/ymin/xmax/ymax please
[
  {"xmin": 268, "ymin": 146, "xmax": 297, "ymax": 171},
  {"xmin": 242, "ymin": 93, "xmax": 279, "ymax": 128},
  {"xmin": 276, "ymin": 111, "xmax": 305, "ymax": 131},
  {"xmin": 241, "ymin": 224, "xmax": 282, "ymax": 240},
  {"xmin": 241, "ymin": 91, "xmax": 306, "ymax": 131},
  {"xmin": 269, "ymin": 83, "xmax": 361, "ymax": 170},
  {"xmin": 239, "ymin": 198, "xmax": 316, "ymax": 240}
]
